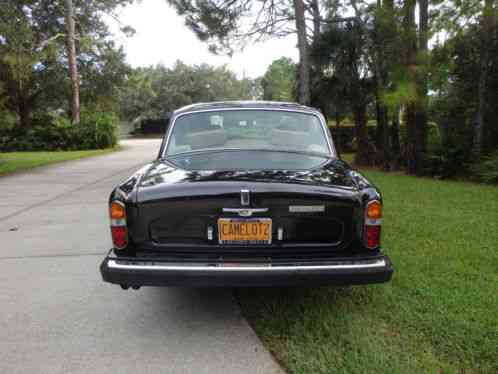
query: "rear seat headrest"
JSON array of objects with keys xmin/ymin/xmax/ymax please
[
  {"xmin": 270, "ymin": 129, "xmax": 310, "ymax": 147},
  {"xmin": 184, "ymin": 129, "xmax": 227, "ymax": 149}
]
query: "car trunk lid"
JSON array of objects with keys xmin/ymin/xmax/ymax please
[{"xmin": 133, "ymin": 178, "xmax": 361, "ymax": 255}]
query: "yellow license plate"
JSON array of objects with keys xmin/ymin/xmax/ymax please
[{"xmin": 218, "ymin": 218, "xmax": 272, "ymax": 244}]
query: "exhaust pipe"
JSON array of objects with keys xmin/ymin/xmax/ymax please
[{"xmin": 119, "ymin": 284, "xmax": 141, "ymax": 290}]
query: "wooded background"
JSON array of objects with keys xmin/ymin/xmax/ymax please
[{"xmin": 1, "ymin": 0, "xmax": 497, "ymax": 182}]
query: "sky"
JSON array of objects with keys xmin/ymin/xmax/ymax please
[{"xmin": 106, "ymin": 0, "xmax": 299, "ymax": 78}]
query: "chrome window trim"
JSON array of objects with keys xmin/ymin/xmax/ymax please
[{"xmin": 161, "ymin": 107, "xmax": 337, "ymax": 159}]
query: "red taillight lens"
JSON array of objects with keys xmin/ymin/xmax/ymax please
[
  {"xmin": 366, "ymin": 225, "xmax": 381, "ymax": 249},
  {"xmin": 365, "ymin": 200, "xmax": 382, "ymax": 249},
  {"xmin": 110, "ymin": 200, "xmax": 127, "ymax": 249},
  {"xmin": 111, "ymin": 226, "xmax": 127, "ymax": 249}
]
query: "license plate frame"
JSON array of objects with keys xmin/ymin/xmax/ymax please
[{"xmin": 218, "ymin": 218, "xmax": 272, "ymax": 245}]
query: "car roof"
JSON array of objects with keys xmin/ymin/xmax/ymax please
[{"xmin": 173, "ymin": 101, "xmax": 322, "ymax": 116}]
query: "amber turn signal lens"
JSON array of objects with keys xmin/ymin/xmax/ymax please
[
  {"xmin": 367, "ymin": 200, "xmax": 382, "ymax": 219},
  {"xmin": 110, "ymin": 201, "xmax": 126, "ymax": 219}
]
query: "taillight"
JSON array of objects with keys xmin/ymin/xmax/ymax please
[
  {"xmin": 364, "ymin": 200, "xmax": 382, "ymax": 249},
  {"xmin": 110, "ymin": 200, "xmax": 128, "ymax": 249}
]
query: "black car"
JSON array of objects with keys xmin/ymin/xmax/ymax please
[{"xmin": 100, "ymin": 101, "xmax": 393, "ymax": 288}]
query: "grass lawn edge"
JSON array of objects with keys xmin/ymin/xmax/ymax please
[{"xmin": 0, "ymin": 145, "xmax": 123, "ymax": 177}]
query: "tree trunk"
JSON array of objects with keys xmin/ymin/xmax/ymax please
[
  {"xmin": 375, "ymin": 101, "xmax": 383, "ymax": 149},
  {"xmin": 335, "ymin": 111, "xmax": 341, "ymax": 128},
  {"xmin": 376, "ymin": 101, "xmax": 390, "ymax": 169},
  {"xmin": 65, "ymin": 0, "xmax": 80, "ymax": 124},
  {"xmin": 402, "ymin": 0, "xmax": 417, "ymax": 174},
  {"xmin": 405, "ymin": 104, "xmax": 417, "ymax": 173},
  {"xmin": 391, "ymin": 108, "xmax": 401, "ymax": 157},
  {"xmin": 17, "ymin": 96, "xmax": 30, "ymax": 128},
  {"xmin": 414, "ymin": 0, "xmax": 429, "ymax": 175},
  {"xmin": 375, "ymin": 0, "xmax": 395, "ymax": 170},
  {"xmin": 310, "ymin": 0, "xmax": 321, "ymax": 42},
  {"xmin": 472, "ymin": 0, "xmax": 495, "ymax": 161},
  {"xmin": 353, "ymin": 104, "xmax": 370, "ymax": 165},
  {"xmin": 335, "ymin": 110, "xmax": 341, "ymax": 156},
  {"xmin": 293, "ymin": 0, "xmax": 310, "ymax": 105}
]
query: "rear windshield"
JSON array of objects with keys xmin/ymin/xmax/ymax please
[
  {"xmin": 168, "ymin": 150, "xmax": 328, "ymax": 171},
  {"xmin": 165, "ymin": 110, "xmax": 331, "ymax": 156}
]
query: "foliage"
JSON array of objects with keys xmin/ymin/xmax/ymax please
[
  {"xmin": 472, "ymin": 151, "xmax": 498, "ymax": 184},
  {"xmin": 75, "ymin": 111, "xmax": 119, "ymax": 149},
  {"xmin": 409, "ymin": 121, "xmax": 469, "ymax": 178},
  {"xmin": 427, "ymin": 21, "xmax": 498, "ymax": 179},
  {"xmin": 0, "ymin": 112, "xmax": 118, "ymax": 151},
  {"xmin": 119, "ymin": 62, "xmax": 261, "ymax": 124},
  {"xmin": 167, "ymin": 0, "xmax": 295, "ymax": 55},
  {"xmin": 312, "ymin": 21, "xmax": 374, "ymax": 112},
  {"xmin": 420, "ymin": 148, "xmax": 468, "ymax": 179},
  {"xmin": 0, "ymin": 84, "xmax": 16, "ymax": 130},
  {"xmin": 313, "ymin": 20, "xmax": 376, "ymax": 165},
  {"xmin": 166, "ymin": 0, "xmax": 315, "ymax": 104},
  {"xmin": 238, "ymin": 168, "xmax": 498, "ymax": 373},
  {"xmin": 1, "ymin": 0, "xmax": 496, "ymax": 182},
  {"xmin": 0, "ymin": 0, "xmax": 133, "ymax": 127},
  {"xmin": 261, "ymin": 58, "xmax": 296, "ymax": 102}
]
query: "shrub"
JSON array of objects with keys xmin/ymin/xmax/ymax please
[
  {"xmin": 0, "ymin": 109, "xmax": 17, "ymax": 132},
  {"xmin": 74, "ymin": 111, "xmax": 119, "ymax": 150},
  {"xmin": 0, "ymin": 111, "xmax": 119, "ymax": 151},
  {"xmin": 472, "ymin": 151, "xmax": 498, "ymax": 184},
  {"xmin": 426, "ymin": 122, "xmax": 443, "ymax": 153},
  {"xmin": 420, "ymin": 146, "xmax": 469, "ymax": 179},
  {"xmin": 419, "ymin": 122, "xmax": 472, "ymax": 179}
]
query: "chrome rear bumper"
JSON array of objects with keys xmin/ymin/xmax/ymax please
[{"xmin": 100, "ymin": 251, "xmax": 393, "ymax": 287}]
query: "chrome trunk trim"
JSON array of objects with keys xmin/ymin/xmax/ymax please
[{"xmin": 222, "ymin": 208, "xmax": 269, "ymax": 217}]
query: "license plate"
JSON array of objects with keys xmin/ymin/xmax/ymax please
[{"xmin": 218, "ymin": 218, "xmax": 272, "ymax": 244}]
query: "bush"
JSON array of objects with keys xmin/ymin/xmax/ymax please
[
  {"xmin": 420, "ymin": 147, "xmax": 468, "ymax": 179},
  {"xmin": 0, "ymin": 112, "xmax": 118, "ymax": 151},
  {"xmin": 74, "ymin": 111, "xmax": 119, "ymax": 149},
  {"xmin": 0, "ymin": 109, "xmax": 17, "ymax": 132},
  {"xmin": 426, "ymin": 122, "xmax": 443, "ymax": 153},
  {"xmin": 419, "ymin": 122, "xmax": 473, "ymax": 179},
  {"xmin": 472, "ymin": 151, "xmax": 498, "ymax": 184}
]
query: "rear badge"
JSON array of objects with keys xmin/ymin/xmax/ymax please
[
  {"xmin": 240, "ymin": 189, "xmax": 250, "ymax": 206},
  {"xmin": 289, "ymin": 205, "xmax": 325, "ymax": 213}
]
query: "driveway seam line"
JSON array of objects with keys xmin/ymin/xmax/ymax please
[{"xmin": 0, "ymin": 251, "xmax": 106, "ymax": 261}]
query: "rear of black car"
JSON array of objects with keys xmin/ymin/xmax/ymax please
[
  {"xmin": 101, "ymin": 178, "xmax": 393, "ymax": 287},
  {"xmin": 100, "ymin": 103, "xmax": 393, "ymax": 288}
]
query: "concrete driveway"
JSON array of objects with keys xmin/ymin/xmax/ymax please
[{"xmin": 0, "ymin": 139, "xmax": 282, "ymax": 374}]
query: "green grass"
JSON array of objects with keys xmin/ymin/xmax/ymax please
[
  {"xmin": 0, "ymin": 147, "xmax": 120, "ymax": 176},
  {"xmin": 237, "ymin": 164, "xmax": 498, "ymax": 373},
  {"xmin": 341, "ymin": 153, "xmax": 354, "ymax": 164}
]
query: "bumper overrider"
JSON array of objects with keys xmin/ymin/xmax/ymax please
[{"xmin": 100, "ymin": 250, "xmax": 393, "ymax": 287}]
